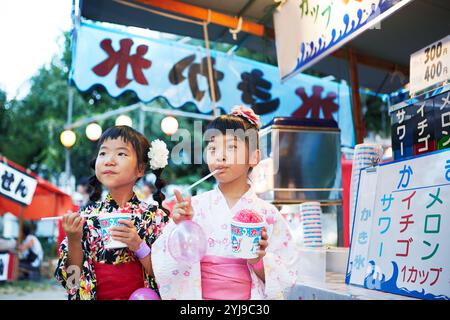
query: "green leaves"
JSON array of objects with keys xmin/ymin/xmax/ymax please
[{"xmin": 0, "ymin": 32, "xmax": 212, "ymax": 190}]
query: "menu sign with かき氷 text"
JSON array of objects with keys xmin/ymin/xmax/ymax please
[{"xmin": 347, "ymin": 148, "xmax": 450, "ymax": 300}]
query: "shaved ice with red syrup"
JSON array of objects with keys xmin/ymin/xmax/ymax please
[
  {"xmin": 231, "ymin": 209, "xmax": 264, "ymax": 258},
  {"xmin": 232, "ymin": 209, "xmax": 263, "ymax": 223}
]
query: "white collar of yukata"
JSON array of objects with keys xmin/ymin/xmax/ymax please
[{"xmin": 215, "ymin": 183, "xmax": 256, "ymax": 201}]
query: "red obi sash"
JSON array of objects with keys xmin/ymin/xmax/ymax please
[{"xmin": 93, "ymin": 260, "xmax": 145, "ymax": 300}]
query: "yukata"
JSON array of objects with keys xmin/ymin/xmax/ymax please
[
  {"xmin": 152, "ymin": 186, "xmax": 298, "ymax": 300},
  {"xmin": 55, "ymin": 193, "xmax": 168, "ymax": 300}
]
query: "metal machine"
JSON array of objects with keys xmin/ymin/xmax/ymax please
[{"xmin": 251, "ymin": 117, "xmax": 343, "ymax": 246}]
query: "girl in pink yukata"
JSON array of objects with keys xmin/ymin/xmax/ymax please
[{"xmin": 152, "ymin": 106, "xmax": 298, "ymax": 300}]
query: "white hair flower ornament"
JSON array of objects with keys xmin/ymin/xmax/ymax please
[{"xmin": 148, "ymin": 139, "xmax": 169, "ymax": 170}]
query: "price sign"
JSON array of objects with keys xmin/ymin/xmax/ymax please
[{"xmin": 410, "ymin": 35, "xmax": 450, "ymax": 95}]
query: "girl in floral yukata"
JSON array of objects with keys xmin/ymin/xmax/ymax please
[
  {"xmin": 55, "ymin": 126, "xmax": 169, "ymax": 300},
  {"xmin": 152, "ymin": 106, "xmax": 298, "ymax": 300}
]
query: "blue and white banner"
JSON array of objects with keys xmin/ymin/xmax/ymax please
[
  {"xmin": 274, "ymin": 0, "xmax": 413, "ymax": 80},
  {"xmin": 72, "ymin": 21, "xmax": 355, "ymax": 147}
]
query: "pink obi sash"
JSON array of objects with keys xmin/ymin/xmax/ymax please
[{"xmin": 200, "ymin": 255, "xmax": 252, "ymax": 300}]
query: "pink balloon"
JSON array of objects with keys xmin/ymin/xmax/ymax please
[
  {"xmin": 168, "ymin": 220, "xmax": 207, "ymax": 263},
  {"xmin": 129, "ymin": 288, "xmax": 161, "ymax": 300}
]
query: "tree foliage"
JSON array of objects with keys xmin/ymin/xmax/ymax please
[{"xmin": 0, "ymin": 32, "xmax": 212, "ymax": 191}]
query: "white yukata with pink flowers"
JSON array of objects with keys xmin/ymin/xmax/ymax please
[{"xmin": 152, "ymin": 186, "xmax": 298, "ymax": 300}]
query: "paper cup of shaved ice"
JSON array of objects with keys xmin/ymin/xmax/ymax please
[
  {"xmin": 230, "ymin": 209, "xmax": 265, "ymax": 259},
  {"xmin": 99, "ymin": 209, "xmax": 132, "ymax": 250}
]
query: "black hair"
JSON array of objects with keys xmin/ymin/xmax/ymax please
[
  {"xmin": 87, "ymin": 126, "xmax": 168, "ymax": 214},
  {"xmin": 206, "ymin": 114, "xmax": 260, "ymax": 152},
  {"xmin": 22, "ymin": 222, "xmax": 34, "ymax": 237},
  {"xmin": 143, "ymin": 180, "xmax": 156, "ymax": 191},
  {"xmin": 77, "ymin": 176, "xmax": 90, "ymax": 186},
  {"xmin": 151, "ymin": 169, "xmax": 167, "ymax": 211},
  {"xmin": 206, "ymin": 114, "xmax": 260, "ymax": 172}
]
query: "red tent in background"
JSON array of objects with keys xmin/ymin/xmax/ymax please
[{"xmin": 0, "ymin": 157, "xmax": 73, "ymax": 221}]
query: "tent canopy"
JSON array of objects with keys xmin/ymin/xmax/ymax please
[
  {"xmin": 0, "ymin": 158, "xmax": 73, "ymax": 221},
  {"xmin": 79, "ymin": 0, "xmax": 450, "ymax": 94}
]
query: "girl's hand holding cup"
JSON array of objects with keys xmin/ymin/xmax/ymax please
[
  {"xmin": 62, "ymin": 211, "xmax": 85, "ymax": 242},
  {"xmin": 247, "ymin": 227, "xmax": 268, "ymax": 265},
  {"xmin": 172, "ymin": 189, "xmax": 193, "ymax": 224},
  {"xmin": 110, "ymin": 220, "xmax": 142, "ymax": 252}
]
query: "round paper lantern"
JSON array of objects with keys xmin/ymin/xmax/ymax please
[
  {"xmin": 116, "ymin": 115, "xmax": 133, "ymax": 127},
  {"xmin": 85, "ymin": 123, "xmax": 102, "ymax": 141},
  {"xmin": 161, "ymin": 116, "xmax": 178, "ymax": 136},
  {"xmin": 60, "ymin": 130, "xmax": 76, "ymax": 148}
]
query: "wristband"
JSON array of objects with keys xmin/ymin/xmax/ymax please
[{"xmin": 134, "ymin": 240, "xmax": 151, "ymax": 259}]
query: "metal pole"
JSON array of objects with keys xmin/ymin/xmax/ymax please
[
  {"xmin": 65, "ymin": 87, "xmax": 74, "ymax": 193},
  {"xmin": 65, "ymin": 103, "xmax": 141, "ymax": 130},
  {"xmin": 65, "ymin": 148, "xmax": 71, "ymax": 190},
  {"xmin": 141, "ymin": 105, "xmax": 215, "ymax": 120},
  {"xmin": 67, "ymin": 87, "xmax": 73, "ymax": 127},
  {"xmin": 139, "ymin": 106, "xmax": 145, "ymax": 134},
  {"xmin": 348, "ymin": 48, "xmax": 365, "ymax": 144},
  {"xmin": 14, "ymin": 206, "xmax": 25, "ymax": 280},
  {"xmin": 66, "ymin": 103, "xmax": 215, "ymax": 130},
  {"xmin": 203, "ymin": 22, "xmax": 219, "ymax": 117}
]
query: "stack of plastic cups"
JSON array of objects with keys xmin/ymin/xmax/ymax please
[
  {"xmin": 299, "ymin": 202, "xmax": 323, "ymax": 248},
  {"xmin": 349, "ymin": 143, "xmax": 383, "ymax": 238}
]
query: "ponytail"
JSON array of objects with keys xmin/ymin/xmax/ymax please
[
  {"xmin": 152, "ymin": 168, "xmax": 169, "ymax": 216},
  {"xmin": 87, "ymin": 158, "xmax": 102, "ymax": 203}
]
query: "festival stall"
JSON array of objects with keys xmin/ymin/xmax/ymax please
[
  {"xmin": 345, "ymin": 36, "xmax": 450, "ymax": 300},
  {"xmin": 271, "ymin": 0, "xmax": 450, "ymax": 299},
  {"xmin": 70, "ymin": 0, "xmax": 449, "ymax": 299},
  {"xmin": 0, "ymin": 156, "xmax": 72, "ymax": 281}
]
